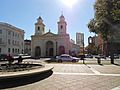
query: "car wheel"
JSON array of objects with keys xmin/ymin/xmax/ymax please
[
  {"xmin": 58, "ymin": 59, "xmax": 62, "ymax": 63},
  {"xmin": 72, "ymin": 59, "xmax": 76, "ymax": 62}
]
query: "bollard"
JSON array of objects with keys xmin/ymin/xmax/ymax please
[{"xmin": 97, "ymin": 57, "xmax": 101, "ymax": 64}]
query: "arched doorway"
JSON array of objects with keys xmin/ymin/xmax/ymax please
[
  {"xmin": 46, "ymin": 41, "xmax": 54, "ymax": 57},
  {"xmin": 35, "ymin": 46, "xmax": 41, "ymax": 57},
  {"xmin": 59, "ymin": 46, "xmax": 65, "ymax": 55}
]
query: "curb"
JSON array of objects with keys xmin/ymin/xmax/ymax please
[{"xmin": 0, "ymin": 66, "xmax": 54, "ymax": 79}]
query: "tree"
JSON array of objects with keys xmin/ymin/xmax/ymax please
[
  {"xmin": 86, "ymin": 44, "xmax": 101, "ymax": 55},
  {"xmin": 88, "ymin": 0, "xmax": 120, "ymax": 64}
]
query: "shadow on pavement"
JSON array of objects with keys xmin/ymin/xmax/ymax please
[
  {"xmin": 0, "ymin": 70, "xmax": 53, "ymax": 89},
  {"xmin": 113, "ymin": 63, "xmax": 120, "ymax": 66},
  {"xmin": 98, "ymin": 63, "xmax": 104, "ymax": 66}
]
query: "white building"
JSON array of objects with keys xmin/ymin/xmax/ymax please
[
  {"xmin": 76, "ymin": 32, "xmax": 84, "ymax": 47},
  {"xmin": 0, "ymin": 22, "xmax": 24, "ymax": 56},
  {"xmin": 24, "ymin": 39, "xmax": 31, "ymax": 55}
]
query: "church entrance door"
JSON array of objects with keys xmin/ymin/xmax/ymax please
[
  {"xmin": 35, "ymin": 46, "xmax": 41, "ymax": 57},
  {"xmin": 46, "ymin": 41, "xmax": 54, "ymax": 57},
  {"xmin": 59, "ymin": 46, "xmax": 65, "ymax": 55}
]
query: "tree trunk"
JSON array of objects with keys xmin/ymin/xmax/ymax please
[
  {"xmin": 103, "ymin": 41, "xmax": 109, "ymax": 56},
  {"xmin": 110, "ymin": 54, "xmax": 114, "ymax": 64}
]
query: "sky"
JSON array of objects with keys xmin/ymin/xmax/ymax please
[{"xmin": 0, "ymin": 0, "xmax": 96, "ymax": 46}]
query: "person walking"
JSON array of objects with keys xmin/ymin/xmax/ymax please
[
  {"xmin": 18, "ymin": 55, "xmax": 23, "ymax": 64},
  {"xmin": 7, "ymin": 54, "xmax": 14, "ymax": 65}
]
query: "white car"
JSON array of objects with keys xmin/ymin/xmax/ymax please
[{"xmin": 56, "ymin": 54, "xmax": 80, "ymax": 62}]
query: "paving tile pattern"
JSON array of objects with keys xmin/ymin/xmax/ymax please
[
  {"xmin": 89, "ymin": 65, "xmax": 120, "ymax": 74},
  {"xmin": 8, "ymin": 63, "xmax": 120, "ymax": 90},
  {"xmin": 46, "ymin": 64, "xmax": 93, "ymax": 73},
  {"xmin": 9, "ymin": 74, "xmax": 120, "ymax": 90}
]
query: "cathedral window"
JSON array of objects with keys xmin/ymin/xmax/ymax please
[
  {"xmin": 38, "ymin": 27, "xmax": 40, "ymax": 30},
  {"xmin": 61, "ymin": 25, "xmax": 63, "ymax": 29},
  {"xmin": 0, "ymin": 30, "xmax": 2, "ymax": 34}
]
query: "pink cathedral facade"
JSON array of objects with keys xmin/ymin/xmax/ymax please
[{"xmin": 31, "ymin": 15, "xmax": 72, "ymax": 57}]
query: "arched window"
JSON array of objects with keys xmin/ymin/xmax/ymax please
[
  {"xmin": 38, "ymin": 27, "xmax": 40, "ymax": 30},
  {"xmin": 61, "ymin": 25, "xmax": 63, "ymax": 29}
]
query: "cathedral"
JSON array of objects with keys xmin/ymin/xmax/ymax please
[{"xmin": 31, "ymin": 15, "xmax": 72, "ymax": 57}]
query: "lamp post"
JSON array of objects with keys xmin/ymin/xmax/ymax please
[{"xmin": 82, "ymin": 34, "xmax": 84, "ymax": 55}]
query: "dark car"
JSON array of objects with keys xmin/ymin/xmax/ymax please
[
  {"xmin": 85, "ymin": 54, "xmax": 93, "ymax": 58},
  {"xmin": 0, "ymin": 54, "xmax": 7, "ymax": 60},
  {"xmin": 95, "ymin": 54, "xmax": 106, "ymax": 59},
  {"xmin": 114, "ymin": 54, "xmax": 119, "ymax": 59}
]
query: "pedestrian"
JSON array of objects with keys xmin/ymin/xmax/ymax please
[
  {"xmin": 7, "ymin": 54, "xmax": 14, "ymax": 65},
  {"xmin": 18, "ymin": 55, "xmax": 23, "ymax": 64}
]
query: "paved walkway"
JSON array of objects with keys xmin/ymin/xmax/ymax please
[
  {"xmin": 8, "ymin": 73, "xmax": 120, "ymax": 90},
  {"xmin": 6, "ymin": 63, "xmax": 120, "ymax": 90},
  {"xmin": 46, "ymin": 63, "xmax": 120, "ymax": 74},
  {"xmin": 0, "ymin": 59, "xmax": 120, "ymax": 90}
]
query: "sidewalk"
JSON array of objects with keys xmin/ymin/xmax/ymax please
[
  {"xmin": 78, "ymin": 58, "xmax": 120, "ymax": 65},
  {"xmin": 46, "ymin": 63, "xmax": 120, "ymax": 75}
]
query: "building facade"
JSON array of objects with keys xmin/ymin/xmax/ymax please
[
  {"xmin": 76, "ymin": 32, "xmax": 84, "ymax": 54},
  {"xmin": 70, "ymin": 43, "xmax": 80, "ymax": 56},
  {"xmin": 76, "ymin": 33, "xmax": 84, "ymax": 47},
  {"xmin": 24, "ymin": 39, "xmax": 31, "ymax": 55},
  {"xmin": 0, "ymin": 22, "xmax": 24, "ymax": 56},
  {"xmin": 31, "ymin": 15, "xmax": 71, "ymax": 57}
]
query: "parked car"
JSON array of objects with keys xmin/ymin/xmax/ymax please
[
  {"xmin": 85, "ymin": 54, "xmax": 93, "ymax": 58},
  {"xmin": 95, "ymin": 54, "xmax": 106, "ymax": 59},
  {"xmin": 56, "ymin": 54, "xmax": 80, "ymax": 62},
  {"xmin": 109, "ymin": 54, "xmax": 119, "ymax": 59},
  {"xmin": 0, "ymin": 54, "xmax": 7, "ymax": 60},
  {"xmin": 114, "ymin": 54, "xmax": 119, "ymax": 59}
]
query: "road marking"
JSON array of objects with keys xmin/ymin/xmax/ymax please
[
  {"xmin": 85, "ymin": 64, "xmax": 101, "ymax": 74},
  {"xmin": 53, "ymin": 72, "xmax": 120, "ymax": 76},
  {"xmin": 88, "ymin": 67, "xmax": 101, "ymax": 74}
]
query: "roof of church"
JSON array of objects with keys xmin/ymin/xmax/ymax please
[{"xmin": 43, "ymin": 31, "xmax": 58, "ymax": 36}]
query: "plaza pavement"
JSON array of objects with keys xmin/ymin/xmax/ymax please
[{"xmin": 1, "ymin": 58, "xmax": 120, "ymax": 90}]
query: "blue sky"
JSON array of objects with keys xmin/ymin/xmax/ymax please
[{"xmin": 0, "ymin": 0, "xmax": 96, "ymax": 46}]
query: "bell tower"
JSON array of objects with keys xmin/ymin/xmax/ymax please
[
  {"xmin": 35, "ymin": 16, "xmax": 45, "ymax": 35},
  {"xmin": 58, "ymin": 14, "xmax": 67, "ymax": 35}
]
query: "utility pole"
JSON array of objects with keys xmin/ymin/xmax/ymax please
[{"xmin": 82, "ymin": 34, "xmax": 85, "ymax": 55}]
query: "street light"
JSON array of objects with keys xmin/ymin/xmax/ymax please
[{"xmin": 82, "ymin": 34, "xmax": 84, "ymax": 55}]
